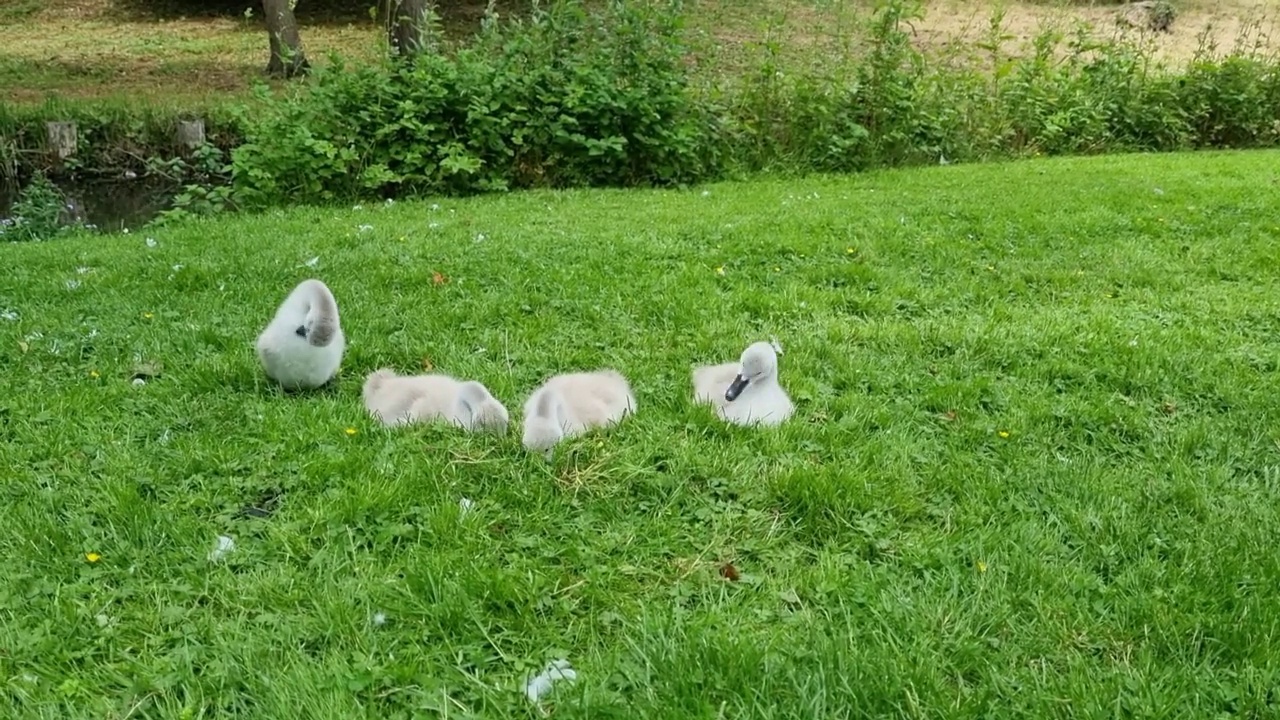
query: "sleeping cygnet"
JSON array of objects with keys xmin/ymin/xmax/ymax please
[
  {"xmin": 692, "ymin": 341, "xmax": 794, "ymax": 427},
  {"xmin": 362, "ymin": 368, "xmax": 509, "ymax": 433},
  {"xmin": 256, "ymin": 278, "xmax": 345, "ymax": 390},
  {"xmin": 522, "ymin": 369, "xmax": 637, "ymax": 455}
]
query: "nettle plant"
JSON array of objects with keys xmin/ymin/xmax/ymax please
[{"xmin": 1, "ymin": 172, "xmax": 78, "ymax": 242}]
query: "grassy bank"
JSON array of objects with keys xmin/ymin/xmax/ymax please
[{"xmin": 2, "ymin": 150, "xmax": 1280, "ymax": 717}]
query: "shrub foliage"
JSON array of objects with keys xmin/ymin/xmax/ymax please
[
  {"xmin": 227, "ymin": 0, "xmax": 1280, "ymax": 207},
  {"xmin": 230, "ymin": 1, "xmax": 713, "ymax": 205}
]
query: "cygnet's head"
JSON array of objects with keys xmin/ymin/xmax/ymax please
[
  {"xmin": 725, "ymin": 341, "xmax": 780, "ymax": 402},
  {"xmin": 522, "ymin": 389, "xmax": 565, "ymax": 458},
  {"xmin": 456, "ymin": 382, "xmax": 510, "ymax": 434},
  {"xmin": 293, "ymin": 317, "xmax": 336, "ymax": 347},
  {"xmin": 522, "ymin": 417, "xmax": 561, "ymax": 456}
]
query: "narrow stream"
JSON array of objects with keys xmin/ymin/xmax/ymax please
[{"xmin": 0, "ymin": 177, "xmax": 182, "ymax": 235}]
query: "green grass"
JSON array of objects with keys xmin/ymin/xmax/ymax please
[{"xmin": 3, "ymin": 150, "xmax": 1280, "ymax": 718}]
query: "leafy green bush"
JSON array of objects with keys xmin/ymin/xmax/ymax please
[
  {"xmin": 230, "ymin": 0, "xmax": 714, "ymax": 206},
  {"xmin": 219, "ymin": 0, "xmax": 1280, "ymax": 208}
]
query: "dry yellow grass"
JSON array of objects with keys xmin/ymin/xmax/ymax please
[{"xmin": 1, "ymin": 0, "xmax": 1275, "ymax": 105}]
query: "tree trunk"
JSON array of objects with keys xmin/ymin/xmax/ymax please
[
  {"xmin": 386, "ymin": 0, "xmax": 430, "ymax": 57},
  {"xmin": 263, "ymin": 0, "xmax": 309, "ymax": 78}
]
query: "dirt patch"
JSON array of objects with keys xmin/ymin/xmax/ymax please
[{"xmin": 915, "ymin": 0, "xmax": 1278, "ymax": 63}]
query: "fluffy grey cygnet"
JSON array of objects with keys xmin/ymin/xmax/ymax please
[
  {"xmin": 363, "ymin": 368, "xmax": 509, "ymax": 433},
  {"xmin": 522, "ymin": 369, "xmax": 637, "ymax": 455},
  {"xmin": 256, "ymin": 278, "xmax": 345, "ymax": 390},
  {"xmin": 692, "ymin": 341, "xmax": 793, "ymax": 427}
]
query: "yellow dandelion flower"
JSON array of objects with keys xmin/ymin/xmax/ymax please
[
  {"xmin": 774, "ymin": 266, "xmax": 781, "ymax": 272},
  {"xmin": 845, "ymin": 247, "xmax": 855, "ymax": 255},
  {"xmin": 715, "ymin": 266, "xmax": 725, "ymax": 276},
  {"xmin": 977, "ymin": 561, "xmax": 988, "ymax": 573},
  {"xmin": 89, "ymin": 370, "xmax": 99, "ymax": 378},
  {"xmin": 998, "ymin": 430, "xmax": 1010, "ymax": 439},
  {"xmin": 143, "ymin": 312, "xmax": 154, "ymax": 319},
  {"xmin": 345, "ymin": 427, "xmax": 358, "ymax": 436},
  {"xmin": 85, "ymin": 552, "xmax": 101, "ymax": 563},
  {"xmin": 986, "ymin": 265, "xmax": 995, "ymax": 272}
]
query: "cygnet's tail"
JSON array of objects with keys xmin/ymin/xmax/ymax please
[
  {"xmin": 363, "ymin": 368, "xmax": 397, "ymax": 405},
  {"xmin": 298, "ymin": 279, "xmax": 341, "ymax": 347},
  {"xmin": 522, "ymin": 388, "xmax": 566, "ymax": 452},
  {"xmin": 456, "ymin": 381, "xmax": 509, "ymax": 434}
]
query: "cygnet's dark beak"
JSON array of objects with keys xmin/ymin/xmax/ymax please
[
  {"xmin": 725, "ymin": 374, "xmax": 750, "ymax": 402},
  {"xmin": 294, "ymin": 324, "xmax": 308, "ymax": 338}
]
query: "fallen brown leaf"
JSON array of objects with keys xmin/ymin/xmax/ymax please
[
  {"xmin": 942, "ymin": 410, "xmax": 957, "ymax": 421},
  {"xmin": 432, "ymin": 271, "xmax": 448, "ymax": 286},
  {"xmin": 719, "ymin": 562, "xmax": 740, "ymax": 582},
  {"xmin": 421, "ymin": 356, "xmax": 434, "ymax": 371}
]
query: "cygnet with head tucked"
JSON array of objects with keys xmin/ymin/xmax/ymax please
[
  {"xmin": 256, "ymin": 278, "xmax": 345, "ymax": 390},
  {"xmin": 362, "ymin": 368, "xmax": 509, "ymax": 433},
  {"xmin": 692, "ymin": 341, "xmax": 793, "ymax": 427},
  {"xmin": 522, "ymin": 369, "xmax": 637, "ymax": 456}
]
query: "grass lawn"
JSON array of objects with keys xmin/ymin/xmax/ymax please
[{"xmin": 3, "ymin": 150, "xmax": 1280, "ymax": 717}]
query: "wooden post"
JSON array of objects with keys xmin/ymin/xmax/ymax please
[
  {"xmin": 176, "ymin": 119, "xmax": 206, "ymax": 154},
  {"xmin": 46, "ymin": 121, "xmax": 78, "ymax": 160}
]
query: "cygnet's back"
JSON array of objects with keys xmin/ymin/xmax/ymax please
[
  {"xmin": 522, "ymin": 369, "xmax": 637, "ymax": 452},
  {"xmin": 363, "ymin": 368, "xmax": 508, "ymax": 433}
]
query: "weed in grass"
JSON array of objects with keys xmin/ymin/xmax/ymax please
[{"xmin": 2, "ymin": 150, "xmax": 1280, "ymax": 716}]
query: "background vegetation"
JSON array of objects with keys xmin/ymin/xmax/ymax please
[{"xmin": 3, "ymin": 0, "xmax": 1278, "ymax": 218}]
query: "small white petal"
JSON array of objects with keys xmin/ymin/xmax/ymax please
[
  {"xmin": 145, "ymin": 237, "xmax": 157, "ymax": 247},
  {"xmin": 524, "ymin": 660, "xmax": 577, "ymax": 703},
  {"xmin": 372, "ymin": 611, "xmax": 387, "ymax": 626},
  {"xmin": 208, "ymin": 535, "xmax": 236, "ymax": 561},
  {"xmin": 132, "ymin": 378, "xmax": 146, "ymax": 387}
]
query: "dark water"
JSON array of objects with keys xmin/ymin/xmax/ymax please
[{"xmin": 0, "ymin": 177, "xmax": 180, "ymax": 234}]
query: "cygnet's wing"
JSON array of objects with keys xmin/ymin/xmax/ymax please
[
  {"xmin": 558, "ymin": 371, "xmax": 636, "ymax": 429},
  {"xmin": 363, "ymin": 370, "xmax": 418, "ymax": 425},
  {"xmin": 692, "ymin": 362, "xmax": 738, "ymax": 405},
  {"xmin": 365, "ymin": 373, "xmax": 460, "ymax": 426},
  {"xmin": 402, "ymin": 375, "xmax": 467, "ymax": 424}
]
